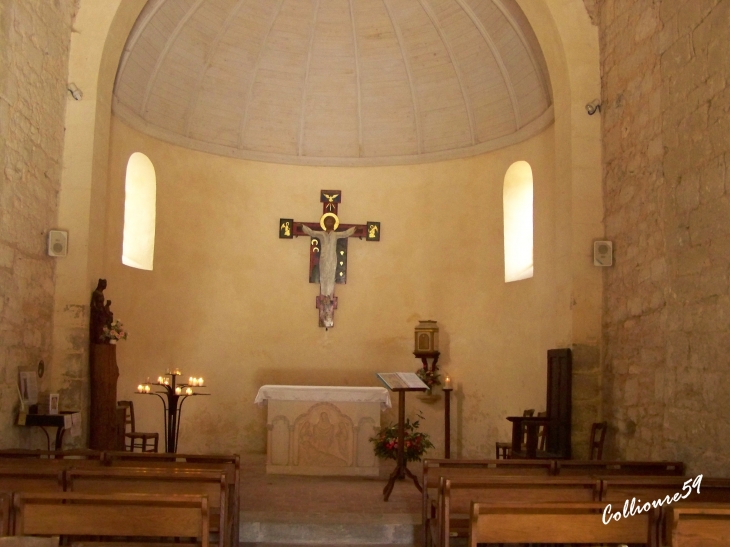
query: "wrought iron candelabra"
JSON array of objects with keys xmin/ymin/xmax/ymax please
[{"xmin": 135, "ymin": 368, "xmax": 209, "ymax": 453}]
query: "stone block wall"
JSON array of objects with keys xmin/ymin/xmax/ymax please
[
  {"xmin": 0, "ymin": 0, "xmax": 76, "ymax": 447},
  {"xmin": 601, "ymin": 0, "xmax": 730, "ymax": 475}
]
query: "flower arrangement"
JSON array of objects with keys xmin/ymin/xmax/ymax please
[
  {"xmin": 370, "ymin": 414, "xmax": 434, "ymax": 462},
  {"xmin": 416, "ymin": 366, "xmax": 441, "ymax": 390},
  {"xmin": 103, "ymin": 320, "xmax": 128, "ymax": 342}
]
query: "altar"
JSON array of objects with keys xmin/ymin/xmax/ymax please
[{"xmin": 255, "ymin": 385, "xmax": 391, "ymax": 477}]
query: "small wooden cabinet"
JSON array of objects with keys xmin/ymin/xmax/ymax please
[{"xmin": 89, "ymin": 343, "xmax": 121, "ymax": 450}]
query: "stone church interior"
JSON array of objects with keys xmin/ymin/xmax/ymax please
[{"xmin": 2, "ymin": 0, "xmax": 729, "ymax": 544}]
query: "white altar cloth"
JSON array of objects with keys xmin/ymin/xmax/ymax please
[
  {"xmin": 254, "ymin": 385, "xmax": 391, "ymax": 410},
  {"xmin": 255, "ymin": 385, "xmax": 390, "ymax": 476}
]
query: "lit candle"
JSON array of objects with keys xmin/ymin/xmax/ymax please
[
  {"xmin": 189, "ymin": 377, "xmax": 193, "ymax": 385},
  {"xmin": 445, "ymin": 376, "xmax": 452, "ymax": 389},
  {"xmin": 164, "ymin": 378, "xmax": 169, "ymax": 385},
  {"xmin": 137, "ymin": 384, "xmax": 144, "ymax": 393},
  {"xmin": 175, "ymin": 387, "xmax": 182, "ymax": 395},
  {"xmin": 158, "ymin": 376, "xmax": 163, "ymax": 384},
  {"xmin": 185, "ymin": 387, "xmax": 193, "ymax": 396},
  {"xmin": 144, "ymin": 385, "xmax": 151, "ymax": 393},
  {"xmin": 198, "ymin": 378, "xmax": 204, "ymax": 386}
]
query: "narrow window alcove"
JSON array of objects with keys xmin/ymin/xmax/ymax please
[
  {"xmin": 503, "ymin": 160, "xmax": 533, "ymax": 282},
  {"xmin": 122, "ymin": 152, "xmax": 156, "ymax": 270}
]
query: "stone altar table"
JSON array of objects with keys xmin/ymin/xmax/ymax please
[{"xmin": 255, "ymin": 385, "xmax": 391, "ymax": 477}]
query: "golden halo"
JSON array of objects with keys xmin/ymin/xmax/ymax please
[{"xmin": 320, "ymin": 212, "xmax": 340, "ymax": 230}]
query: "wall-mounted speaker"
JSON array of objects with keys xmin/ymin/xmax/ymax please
[
  {"xmin": 48, "ymin": 230, "xmax": 68, "ymax": 257},
  {"xmin": 593, "ymin": 240, "xmax": 612, "ymax": 267}
]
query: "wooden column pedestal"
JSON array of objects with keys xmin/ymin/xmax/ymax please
[{"xmin": 89, "ymin": 343, "xmax": 121, "ymax": 450}]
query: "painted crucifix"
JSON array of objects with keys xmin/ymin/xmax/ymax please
[{"xmin": 279, "ymin": 191, "xmax": 380, "ymax": 328}]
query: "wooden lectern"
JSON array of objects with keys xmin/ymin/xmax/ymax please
[{"xmin": 376, "ymin": 372, "xmax": 428, "ymax": 501}]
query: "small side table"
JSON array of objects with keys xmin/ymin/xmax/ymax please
[{"xmin": 17, "ymin": 411, "xmax": 80, "ymax": 451}]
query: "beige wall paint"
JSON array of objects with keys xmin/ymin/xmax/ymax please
[
  {"xmin": 517, "ymin": 0, "xmax": 603, "ymax": 455},
  {"xmin": 34, "ymin": 0, "xmax": 602, "ymax": 457},
  {"xmin": 106, "ymin": 117, "xmax": 562, "ymax": 456}
]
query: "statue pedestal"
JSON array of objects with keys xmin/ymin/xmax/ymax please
[{"xmin": 89, "ymin": 343, "xmax": 121, "ymax": 450}]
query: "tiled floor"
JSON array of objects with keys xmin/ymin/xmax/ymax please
[
  {"xmin": 239, "ymin": 454, "xmax": 422, "ymax": 516},
  {"xmin": 239, "ymin": 454, "xmax": 422, "ymax": 546}
]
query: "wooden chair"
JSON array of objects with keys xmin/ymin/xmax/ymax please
[
  {"xmin": 468, "ymin": 501, "xmax": 656, "ymax": 546},
  {"xmin": 117, "ymin": 400, "xmax": 159, "ymax": 453},
  {"xmin": 495, "ymin": 408, "xmax": 534, "ymax": 459},
  {"xmin": 589, "ymin": 420, "xmax": 608, "ymax": 460},
  {"xmin": 537, "ymin": 410, "xmax": 548, "ymax": 451},
  {"xmin": 13, "ymin": 492, "xmax": 209, "ymax": 546}
]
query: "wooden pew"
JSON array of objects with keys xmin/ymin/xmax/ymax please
[
  {"xmin": 0, "ymin": 451, "xmax": 239, "ymax": 545},
  {"xmin": 468, "ymin": 501, "xmax": 657, "ymax": 546},
  {"xmin": 66, "ymin": 467, "xmax": 227, "ymax": 547},
  {"xmin": 665, "ymin": 504, "xmax": 730, "ymax": 547},
  {"xmin": 0, "ymin": 469, "xmax": 63, "ymax": 493},
  {"xmin": 601, "ymin": 476, "xmax": 730, "ymax": 505},
  {"xmin": 13, "ymin": 492, "xmax": 209, "ymax": 546},
  {"xmin": 0, "ymin": 491, "xmax": 10, "ymax": 536},
  {"xmin": 0, "ymin": 449, "xmax": 101, "ymax": 461},
  {"xmin": 434, "ymin": 476, "xmax": 600, "ymax": 547},
  {"xmin": 421, "ymin": 458, "xmax": 554, "ymax": 546},
  {"xmin": 601, "ymin": 476, "xmax": 730, "ymax": 546},
  {"xmin": 556, "ymin": 460, "xmax": 685, "ymax": 476},
  {"xmin": 102, "ymin": 452, "xmax": 239, "ymax": 547}
]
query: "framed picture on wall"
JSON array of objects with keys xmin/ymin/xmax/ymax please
[
  {"xmin": 49, "ymin": 394, "xmax": 60, "ymax": 415},
  {"xmin": 18, "ymin": 369, "xmax": 38, "ymax": 407}
]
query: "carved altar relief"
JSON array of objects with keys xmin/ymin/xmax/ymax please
[
  {"xmin": 264, "ymin": 395, "xmax": 383, "ymax": 477},
  {"xmin": 294, "ymin": 403, "xmax": 353, "ymax": 467}
]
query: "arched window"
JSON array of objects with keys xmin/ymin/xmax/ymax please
[
  {"xmin": 122, "ymin": 152, "xmax": 156, "ymax": 270},
  {"xmin": 503, "ymin": 161, "xmax": 533, "ymax": 282}
]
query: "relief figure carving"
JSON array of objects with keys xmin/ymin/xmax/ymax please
[{"xmin": 297, "ymin": 409, "xmax": 352, "ymax": 466}]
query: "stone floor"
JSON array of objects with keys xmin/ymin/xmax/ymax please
[{"xmin": 239, "ymin": 454, "xmax": 422, "ymax": 546}]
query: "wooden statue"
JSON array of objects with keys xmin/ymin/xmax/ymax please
[{"xmin": 90, "ymin": 279, "xmax": 108, "ymax": 344}]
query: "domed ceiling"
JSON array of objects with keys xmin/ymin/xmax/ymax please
[{"xmin": 113, "ymin": 0, "xmax": 553, "ymax": 166}]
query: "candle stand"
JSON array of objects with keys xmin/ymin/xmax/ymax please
[
  {"xmin": 135, "ymin": 370, "xmax": 209, "ymax": 453},
  {"xmin": 443, "ymin": 382, "xmax": 453, "ymax": 459}
]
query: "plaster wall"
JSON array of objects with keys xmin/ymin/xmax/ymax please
[
  {"xmin": 602, "ymin": 0, "xmax": 730, "ymax": 475},
  {"xmin": 0, "ymin": 0, "xmax": 76, "ymax": 447},
  {"xmin": 105, "ymin": 117, "xmax": 564, "ymax": 456}
]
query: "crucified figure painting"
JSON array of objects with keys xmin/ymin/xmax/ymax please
[
  {"xmin": 301, "ymin": 214, "xmax": 356, "ymax": 298},
  {"xmin": 281, "ymin": 190, "xmax": 379, "ymax": 328},
  {"xmin": 301, "ymin": 215, "xmax": 355, "ymax": 328}
]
